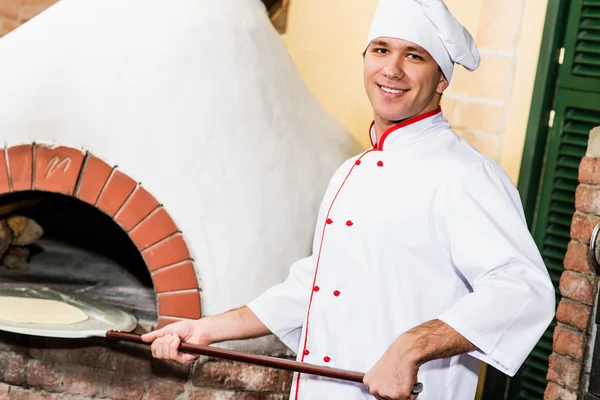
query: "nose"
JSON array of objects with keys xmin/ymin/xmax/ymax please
[{"xmin": 382, "ymin": 59, "xmax": 404, "ymax": 81}]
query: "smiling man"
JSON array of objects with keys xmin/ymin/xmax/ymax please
[
  {"xmin": 364, "ymin": 38, "xmax": 446, "ymax": 133},
  {"xmin": 142, "ymin": 0, "xmax": 555, "ymax": 399}
]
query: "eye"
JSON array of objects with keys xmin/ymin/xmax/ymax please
[
  {"xmin": 407, "ymin": 53, "xmax": 423, "ymax": 60},
  {"xmin": 373, "ymin": 47, "xmax": 389, "ymax": 54}
]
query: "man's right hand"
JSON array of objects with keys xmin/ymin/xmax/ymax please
[
  {"xmin": 141, "ymin": 319, "xmax": 212, "ymax": 365},
  {"xmin": 140, "ymin": 306, "xmax": 271, "ymax": 365}
]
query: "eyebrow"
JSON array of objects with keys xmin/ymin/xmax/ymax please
[
  {"xmin": 405, "ymin": 46, "xmax": 428, "ymax": 55},
  {"xmin": 370, "ymin": 40, "xmax": 390, "ymax": 48},
  {"xmin": 370, "ymin": 40, "xmax": 429, "ymax": 55}
]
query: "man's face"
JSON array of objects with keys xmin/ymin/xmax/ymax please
[{"xmin": 363, "ymin": 37, "xmax": 448, "ymax": 125}]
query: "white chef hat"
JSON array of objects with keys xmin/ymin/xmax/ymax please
[{"xmin": 365, "ymin": 0, "xmax": 480, "ymax": 82}]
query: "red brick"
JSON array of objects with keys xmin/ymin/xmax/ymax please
[
  {"xmin": 544, "ymin": 382, "xmax": 577, "ymax": 400},
  {"xmin": 152, "ymin": 261, "xmax": 198, "ymax": 293},
  {"xmin": 66, "ymin": 345, "xmax": 152, "ymax": 376},
  {"xmin": 0, "ymin": 3, "xmax": 19, "ymax": 19},
  {"xmin": 129, "ymin": 208, "xmax": 178, "ymax": 251},
  {"xmin": 75, "ymin": 155, "xmax": 112, "ymax": 205},
  {"xmin": 26, "ymin": 359, "xmax": 62, "ymax": 392},
  {"xmin": 564, "ymin": 241, "xmax": 594, "ymax": 275},
  {"xmin": 142, "ymin": 234, "xmax": 191, "ymax": 271},
  {"xmin": 187, "ymin": 388, "xmax": 236, "ymax": 400},
  {"xmin": 62, "ymin": 367, "xmax": 110, "ymax": 397},
  {"xmin": 571, "ymin": 212, "xmax": 600, "ymax": 243},
  {"xmin": 192, "ymin": 360, "xmax": 279, "ymax": 391},
  {"xmin": 575, "ymin": 185, "xmax": 600, "ymax": 214},
  {"xmin": 103, "ymin": 373, "xmax": 145, "ymax": 400},
  {"xmin": 64, "ymin": 345, "xmax": 107, "ymax": 369},
  {"xmin": 0, "ymin": 383, "xmax": 8, "ymax": 400},
  {"xmin": 553, "ymin": 325, "xmax": 585, "ymax": 361},
  {"xmin": 556, "ymin": 299, "xmax": 591, "ymax": 332},
  {"xmin": 34, "ymin": 145, "xmax": 85, "ymax": 195},
  {"xmin": 158, "ymin": 290, "xmax": 201, "ymax": 319},
  {"xmin": 96, "ymin": 169, "xmax": 137, "ymax": 216},
  {"xmin": 0, "ymin": 352, "xmax": 26, "ymax": 385},
  {"xmin": 580, "ymin": 157, "xmax": 600, "ymax": 184},
  {"xmin": 149, "ymin": 358, "xmax": 191, "ymax": 382},
  {"xmin": 105, "ymin": 349, "xmax": 153, "ymax": 376},
  {"xmin": 28, "ymin": 347, "xmax": 70, "ymax": 366},
  {"xmin": 114, "ymin": 186, "xmax": 160, "ymax": 232},
  {"xmin": 559, "ymin": 270, "xmax": 596, "ymax": 305},
  {"xmin": 280, "ymin": 370, "xmax": 293, "ymax": 392},
  {"xmin": 9, "ymin": 388, "xmax": 57, "ymax": 400},
  {"xmin": 547, "ymin": 353, "xmax": 581, "ymax": 390},
  {"xmin": 7, "ymin": 144, "xmax": 33, "ymax": 191},
  {"xmin": 145, "ymin": 379, "xmax": 185, "ymax": 400}
]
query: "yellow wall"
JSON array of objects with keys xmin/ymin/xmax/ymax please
[
  {"xmin": 281, "ymin": 0, "xmax": 549, "ymax": 185},
  {"xmin": 281, "ymin": 2, "xmax": 375, "ymax": 149}
]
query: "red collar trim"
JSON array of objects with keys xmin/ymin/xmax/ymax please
[{"xmin": 370, "ymin": 107, "xmax": 442, "ymax": 150}]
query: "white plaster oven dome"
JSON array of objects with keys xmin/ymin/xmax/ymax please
[{"xmin": 0, "ymin": 0, "xmax": 360, "ymax": 351}]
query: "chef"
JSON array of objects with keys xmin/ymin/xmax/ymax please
[{"xmin": 142, "ymin": 0, "xmax": 556, "ymax": 399}]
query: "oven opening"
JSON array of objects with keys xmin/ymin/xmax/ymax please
[{"xmin": 0, "ymin": 190, "xmax": 157, "ymax": 325}]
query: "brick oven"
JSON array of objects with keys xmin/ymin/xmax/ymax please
[
  {"xmin": 0, "ymin": 0, "xmax": 360, "ymax": 398},
  {"xmin": 544, "ymin": 126, "xmax": 600, "ymax": 400}
]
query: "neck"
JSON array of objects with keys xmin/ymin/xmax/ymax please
[
  {"xmin": 374, "ymin": 102, "xmax": 442, "ymax": 143},
  {"xmin": 374, "ymin": 117, "xmax": 402, "ymax": 144}
]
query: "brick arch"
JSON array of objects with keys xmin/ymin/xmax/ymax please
[{"xmin": 0, "ymin": 144, "xmax": 200, "ymax": 328}]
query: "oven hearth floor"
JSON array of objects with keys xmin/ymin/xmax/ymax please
[{"xmin": 0, "ymin": 238, "xmax": 157, "ymax": 326}]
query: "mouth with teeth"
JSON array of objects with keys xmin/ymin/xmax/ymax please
[{"xmin": 378, "ymin": 84, "xmax": 409, "ymax": 96}]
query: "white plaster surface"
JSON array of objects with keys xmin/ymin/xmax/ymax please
[
  {"xmin": 587, "ymin": 126, "xmax": 600, "ymax": 157},
  {"xmin": 0, "ymin": 0, "xmax": 360, "ymax": 351}
]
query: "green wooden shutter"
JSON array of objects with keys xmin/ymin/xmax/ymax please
[
  {"xmin": 504, "ymin": 0, "xmax": 600, "ymax": 397},
  {"xmin": 508, "ymin": 90, "xmax": 600, "ymax": 399},
  {"xmin": 560, "ymin": 0, "xmax": 600, "ymax": 91}
]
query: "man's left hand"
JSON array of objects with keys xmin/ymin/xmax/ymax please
[{"xmin": 363, "ymin": 334, "xmax": 420, "ymax": 400}]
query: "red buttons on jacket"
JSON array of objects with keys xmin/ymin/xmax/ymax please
[
  {"xmin": 323, "ymin": 356, "xmax": 331, "ymax": 363},
  {"xmin": 303, "ymin": 349, "xmax": 310, "ymax": 356},
  {"xmin": 313, "ymin": 285, "xmax": 320, "ymax": 292},
  {"xmin": 377, "ymin": 160, "xmax": 384, "ymax": 167},
  {"xmin": 326, "ymin": 218, "xmax": 333, "ymax": 224},
  {"xmin": 355, "ymin": 160, "xmax": 361, "ymax": 165},
  {"xmin": 346, "ymin": 220, "xmax": 353, "ymax": 226},
  {"xmin": 333, "ymin": 290, "xmax": 341, "ymax": 297}
]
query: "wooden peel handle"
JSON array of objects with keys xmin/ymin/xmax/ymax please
[{"xmin": 105, "ymin": 331, "xmax": 423, "ymax": 394}]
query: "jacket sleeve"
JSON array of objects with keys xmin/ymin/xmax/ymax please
[
  {"xmin": 437, "ymin": 161, "xmax": 556, "ymax": 376},
  {"xmin": 246, "ymin": 255, "xmax": 314, "ymax": 352}
]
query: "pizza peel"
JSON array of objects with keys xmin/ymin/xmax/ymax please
[{"xmin": 0, "ymin": 287, "xmax": 424, "ymax": 395}]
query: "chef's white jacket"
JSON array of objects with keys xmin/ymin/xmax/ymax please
[{"xmin": 247, "ymin": 109, "xmax": 555, "ymax": 400}]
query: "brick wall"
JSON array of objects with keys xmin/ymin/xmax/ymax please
[
  {"xmin": 545, "ymin": 126, "xmax": 600, "ymax": 399},
  {"xmin": 0, "ymin": 333, "xmax": 293, "ymax": 399},
  {"xmin": 441, "ymin": 0, "xmax": 526, "ymax": 163},
  {"xmin": 0, "ymin": 0, "xmax": 58, "ymax": 37}
]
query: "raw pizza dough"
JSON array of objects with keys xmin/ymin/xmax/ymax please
[{"xmin": 0, "ymin": 296, "xmax": 89, "ymax": 324}]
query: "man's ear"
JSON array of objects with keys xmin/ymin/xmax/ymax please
[{"xmin": 436, "ymin": 71, "xmax": 449, "ymax": 95}]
